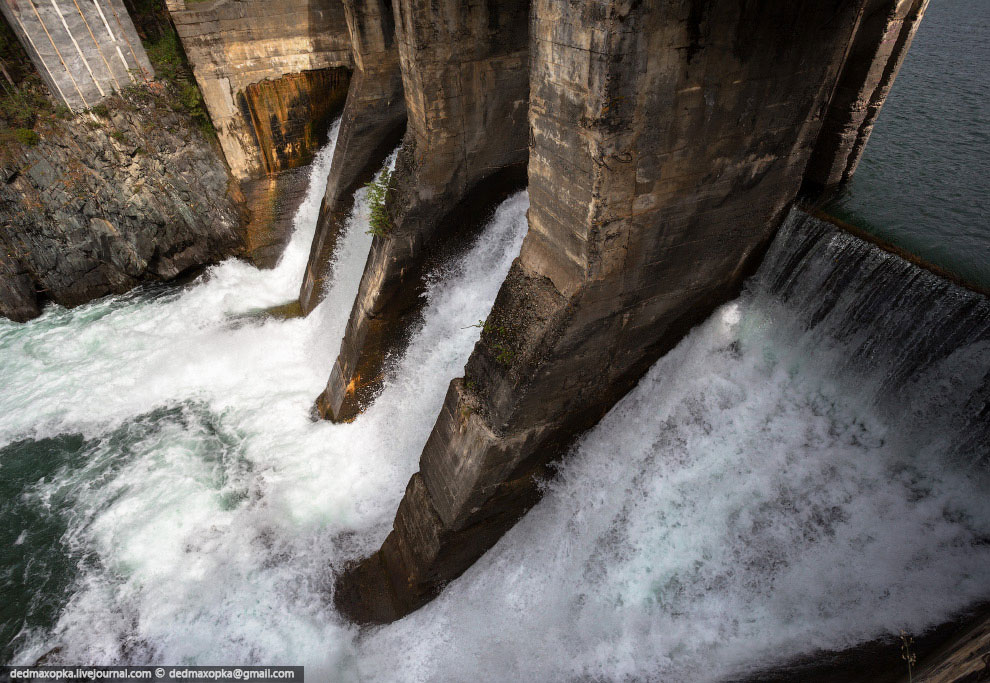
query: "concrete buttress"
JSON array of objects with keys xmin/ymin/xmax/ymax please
[
  {"xmin": 314, "ymin": 0, "xmax": 530, "ymax": 423},
  {"xmin": 333, "ymin": 0, "xmax": 911, "ymax": 624}
]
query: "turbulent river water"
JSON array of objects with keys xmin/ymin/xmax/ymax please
[{"xmin": 2, "ymin": 14, "xmax": 990, "ymax": 679}]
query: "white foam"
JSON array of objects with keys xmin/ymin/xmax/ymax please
[
  {"xmin": 0, "ymin": 135, "xmax": 531, "ymax": 675},
  {"xmin": 357, "ymin": 301, "xmax": 990, "ymax": 682},
  {"xmin": 1, "ymin": 135, "xmax": 987, "ymax": 681}
]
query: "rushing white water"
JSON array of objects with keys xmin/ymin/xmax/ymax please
[
  {"xmin": 1, "ymin": 132, "xmax": 987, "ymax": 682},
  {"xmin": 0, "ymin": 123, "xmax": 531, "ymax": 676},
  {"xmin": 355, "ymin": 214, "xmax": 990, "ymax": 682}
]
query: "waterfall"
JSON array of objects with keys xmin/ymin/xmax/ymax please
[
  {"xmin": 1, "ymin": 171, "xmax": 986, "ymax": 683},
  {"xmin": 355, "ymin": 209, "xmax": 990, "ymax": 682},
  {"xmin": 0, "ymin": 124, "xmax": 530, "ymax": 676},
  {"xmin": 757, "ymin": 210, "xmax": 989, "ymax": 461}
]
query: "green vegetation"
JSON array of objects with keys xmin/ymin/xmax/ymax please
[
  {"xmin": 12, "ymin": 127, "xmax": 39, "ymax": 146},
  {"xmin": 0, "ymin": 86, "xmax": 52, "ymax": 128},
  {"xmin": 365, "ymin": 169, "xmax": 395, "ymax": 238},
  {"xmin": 142, "ymin": 20, "xmax": 214, "ymax": 138},
  {"xmin": 145, "ymin": 28, "xmax": 185, "ymax": 81},
  {"xmin": 467, "ymin": 319, "xmax": 516, "ymax": 366},
  {"xmin": 0, "ymin": 83, "xmax": 50, "ymax": 157},
  {"xmin": 89, "ymin": 103, "xmax": 111, "ymax": 119},
  {"xmin": 1, "ymin": 5, "xmax": 50, "ymax": 135}
]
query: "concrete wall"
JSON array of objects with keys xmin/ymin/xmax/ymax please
[
  {"xmin": 0, "ymin": 0, "xmax": 153, "ymax": 112},
  {"xmin": 805, "ymin": 0, "xmax": 930, "ymax": 191},
  {"xmin": 166, "ymin": 0, "xmax": 353, "ymax": 267},
  {"xmin": 333, "ymin": 0, "xmax": 888, "ymax": 624},
  {"xmin": 298, "ymin": 0, "xmax": 406, "ymax": 314},
  {"xmin": 314, "ymin": 0, "xmax": 530, "ymax": 423},
  {"xmin": 165, "ymin": 0, "xmax": 352, "ymax": 180}
]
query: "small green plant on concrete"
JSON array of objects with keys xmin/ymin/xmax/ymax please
[
  {"xmin": 466, "ymin": 318, "xmax": 515, "ymax": 366},
  {"xmin": 492, "ymin": 341, "xmax": 515, "ymax": 365},
  {"xmin": 365, "ymin": 169, "xmax": 394, "ymax": 238},
  {"xmin": 900, "ymin": 630, "xmax": 917, "ymax": 682}
]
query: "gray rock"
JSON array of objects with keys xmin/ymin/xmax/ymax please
[{"xmin": 0, "ymin": 87, "xmax": 244, "ymax": 322}]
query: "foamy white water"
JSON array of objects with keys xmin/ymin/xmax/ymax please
[
  {"xmin": 358, "ymin": 301, "xmax": 990, "ymax": 682},
  {"xmin": 0, "ymin": 123, "xmax": 530, "ymax": 677},
  {"xmin": 1, "ymin": 135, "xmax": 987, "ymax": 682}
]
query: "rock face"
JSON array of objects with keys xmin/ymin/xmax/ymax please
[
  {"xmin": 804, "ymin": 0, "xmax": 930, "ymax": 191},
  {"xmin": 0, "ymin": 86, "xmax": 243, "ymax": 322},
  {"xmin": 298, "ymin": 0, "xmax": 406, "ymax": 313},
  {"xmin": 315, "ymin": 0, "xmax": 530, "ymax": 422},
  {"xmin": 165, "ymin": 0, "xmax": 352, "ymax": 267},
  {"xmin": 333, "ymin": 0, "xmax": 889, "ymax": 624}
]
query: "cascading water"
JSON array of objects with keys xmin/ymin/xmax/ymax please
[
  {"xmin": 354, "ymin": 211, "xmax": 990, "ymax": 682},
  {"xmin": 0, "ymin": 121, "xmax": 531, "ymax": 676},
  {"xmin": 1, "ymin": 133, "xmax": 987, "ymax": 682}
]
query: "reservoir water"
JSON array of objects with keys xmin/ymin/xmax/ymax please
[
  {"xmin": 1, "ymin": 5, "xmax": 989, "ymax": 680},
  {"xmin": 828, "ymin": 0, "xmax": 990, "ymax": 290}
]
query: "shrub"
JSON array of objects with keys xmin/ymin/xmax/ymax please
[
  {"xmin": 365, "ymin": 169, "xmax": 395, "ymax": 238},
  {"xmin": 0, "ymin": 84, "xmax": 52, "ymax": 128},
  {"xmin": 144, "ymin": 27, "xmax": 214, "ymax": 138},
  {"xmin": 144, "ymin": 29, "xmax": 184, "ymax": 82},
  {"xmin": 13, "ymin": 127, "xmax": 39, "ymax": 145}
]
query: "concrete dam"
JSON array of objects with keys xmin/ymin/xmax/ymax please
[
  {"xmin": 2, "ymin": 0, "xmax": 989, "ymax": 680},
  {"xmin": 194, "ymin": 0, "xmax": 929, "ymax": 625}
]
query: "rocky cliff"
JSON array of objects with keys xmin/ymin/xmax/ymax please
[{"xmin": 0, "ymin": 84, "xmax": 243, "ymax": 322}]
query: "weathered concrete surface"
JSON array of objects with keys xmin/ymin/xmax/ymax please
[
  {"xmin": 0, "ymin": 86, "xmax": 242, "ymax": 322},
  {"xmin": 804, "ymin": 0, "xmax": 930, "ymax": 191},
  {"xmin": 166, "ymin": 0, "xmax": 352, "ymax": 267},
  {"xmin": 0, "ymin": 0, "xmax": 153, "ymax": 112},
  {"xmin": 912, "ymin": 613, "xmax": 990, "ymax": 683},
  {"xmin": 334, "ymin": 0, "xmax": 882, "ymax": 623},
  {"xmin": 165, "ymin": 0, "xmax": 351, "ymax": 179},
  {"xmin": 298, "ymin": 0, "xmax": 405, "ymax": 313},
  {"xmin": 238, "ymin": 68, "xmax": 350, "ymax": 267},
  {"xmin": 315, "ymin": 0, "xmax": 529, "ymax": 422}
]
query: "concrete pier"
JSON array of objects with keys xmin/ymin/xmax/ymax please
[
  {"xmin": 298, "ymin": 0, "xmax": 406, "ymax": 314},
  {"xmin": 314, "ymin": 0, "xmax": 530, "ymax": 422},
  {"xmin": 805, "ymin": 0, "xmax": 930, "ymax": 191},
  {"xmin": 333, "ymin": 0, "xmax": 916, "ymax": 624}
]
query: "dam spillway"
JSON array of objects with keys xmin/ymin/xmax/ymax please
[
  {"xmin": 1, "ymin": 0, "xmax": 988, "ymax": 678},
  {"xmin": 1, "ymin": 126, "xmax": 988, "ymax": 677}
]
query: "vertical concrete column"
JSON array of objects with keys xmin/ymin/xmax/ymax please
[
  {"xmin": 298, "ymin": 0, "xmax": 406, "ymax": 314},
  {"xmin": 313, "ymin": 0, "xmax": 529, "ymax": 423},
  {"xmin": 0, "ymin": 0, "xmax": 153, "ymax": 112},
  {"xmin": 334, "ymin": 0, "xmax": 874, "ymax": 623},
  {"xmin": 804, "ymin": 0, "xmax": 929, "ymax": 192}
]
